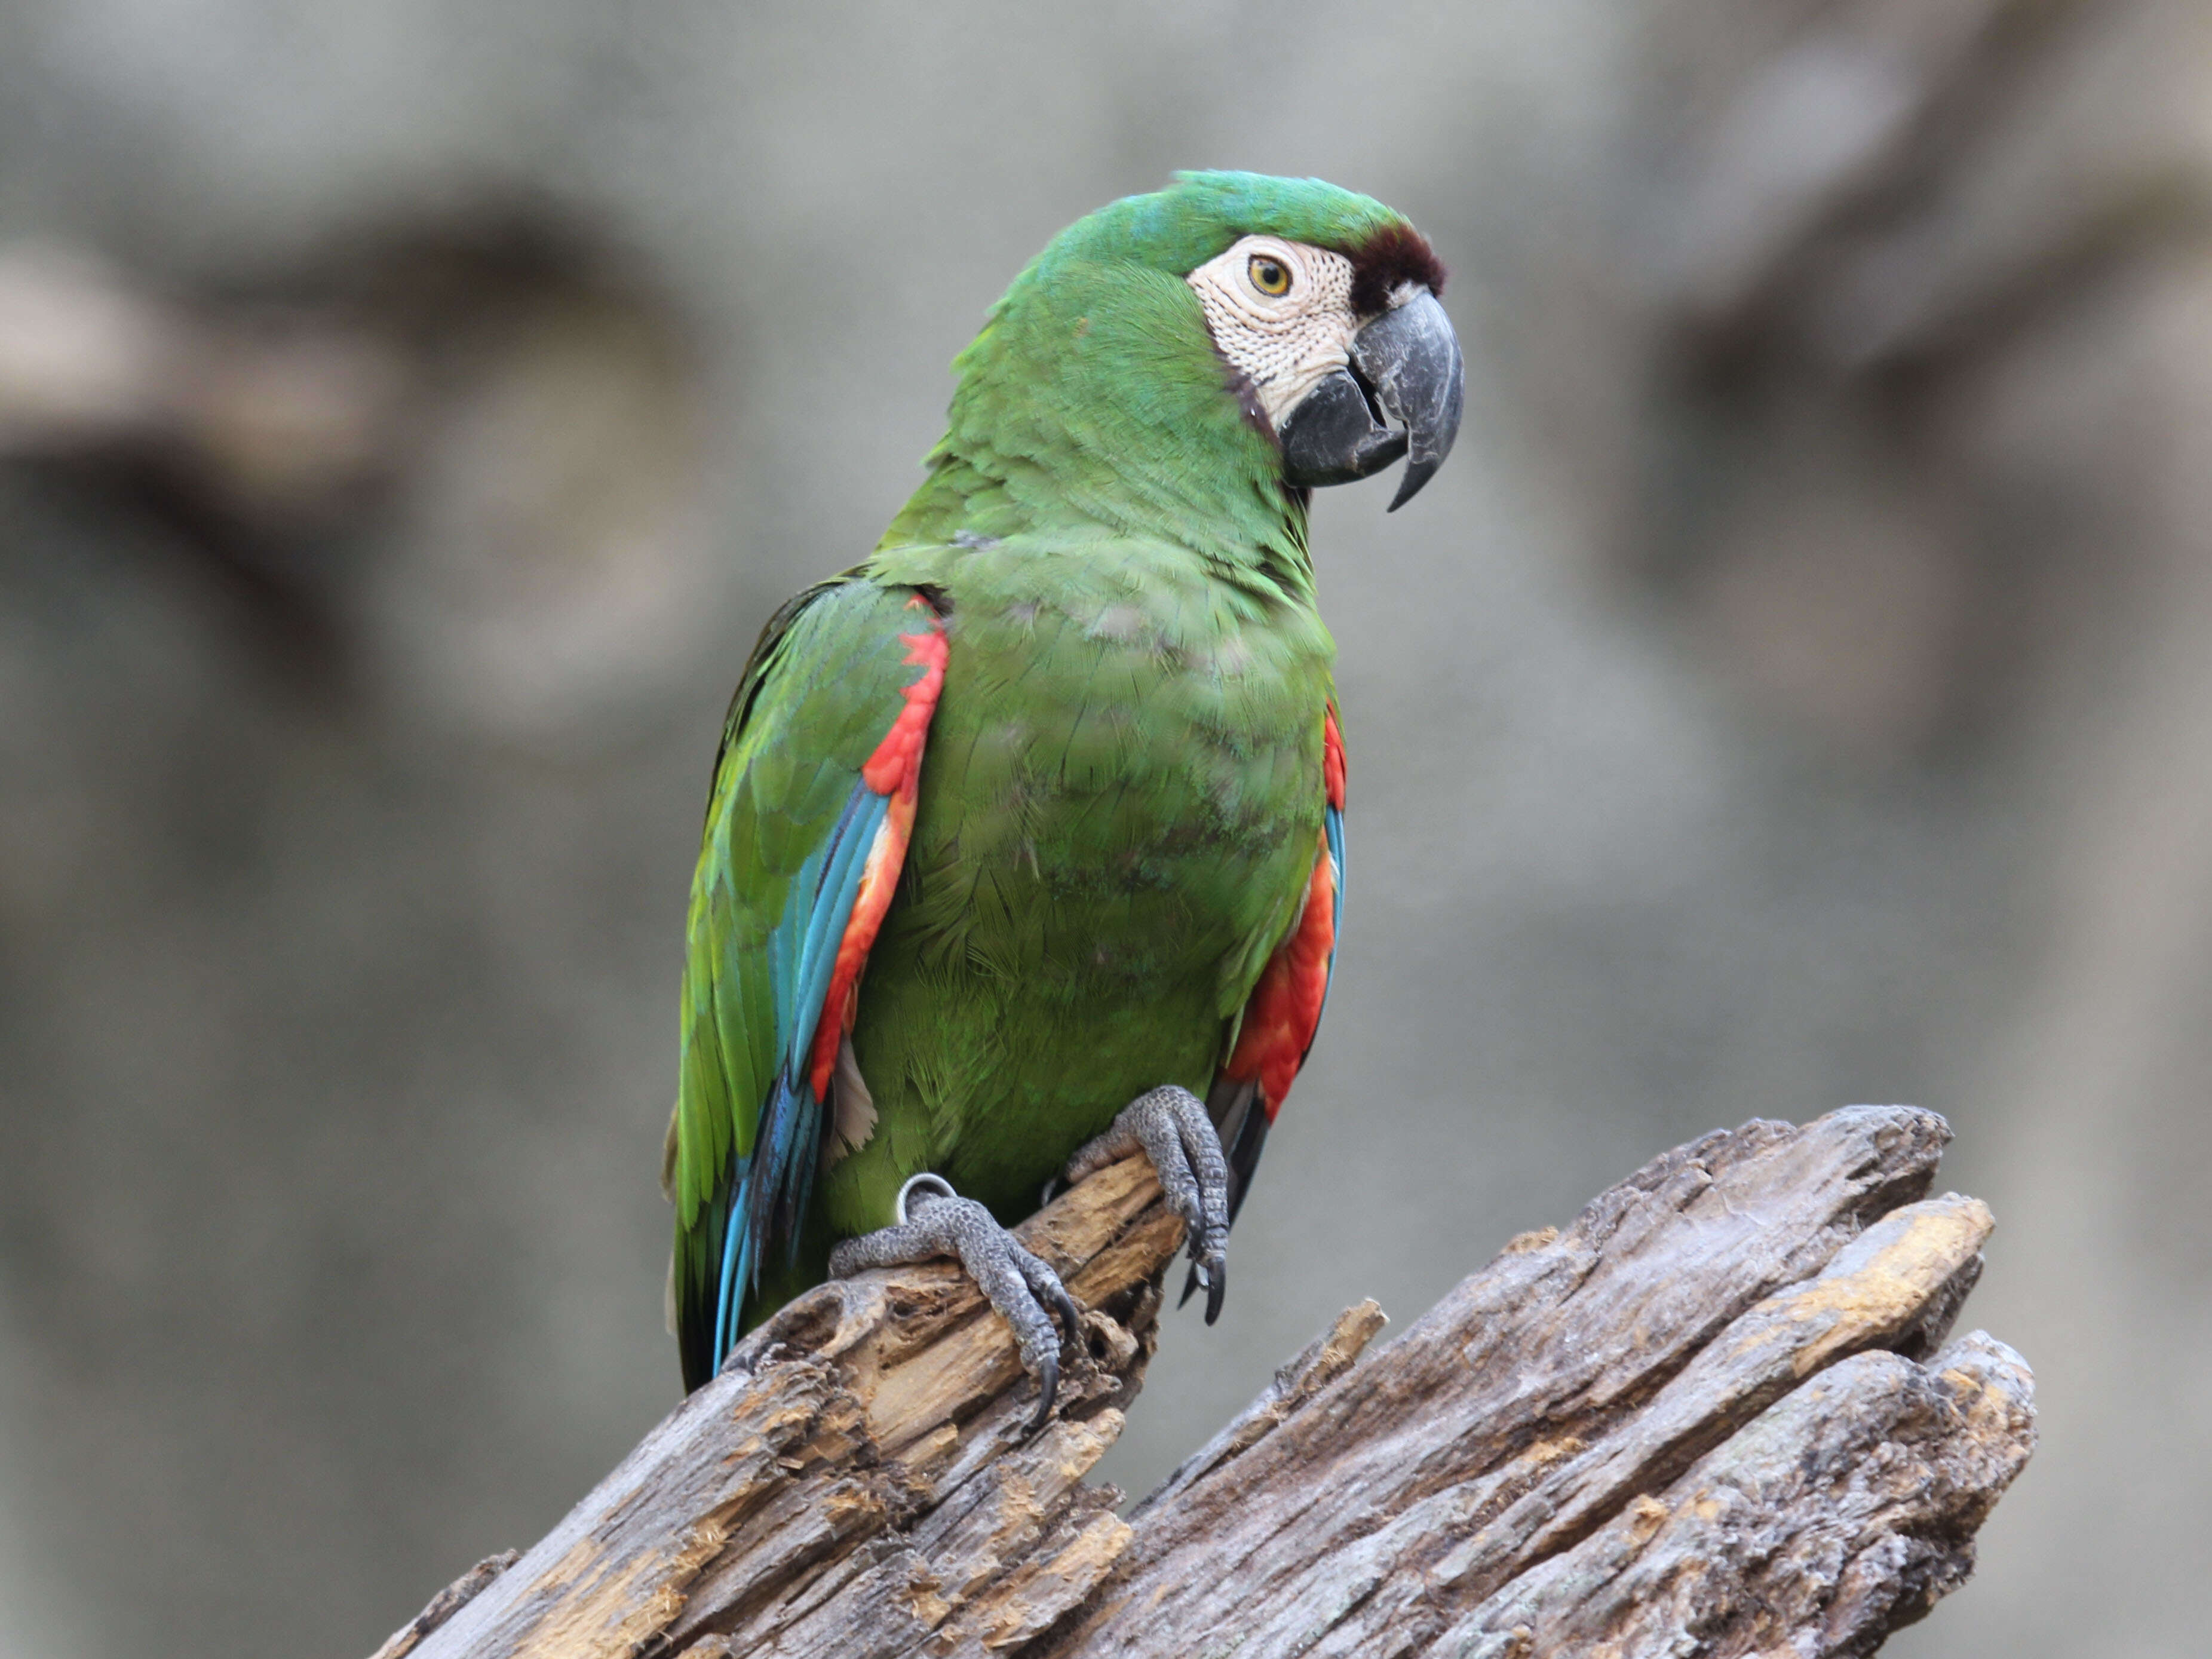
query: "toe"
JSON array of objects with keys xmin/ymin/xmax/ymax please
[
  {"xmin": 937, "ymin": 1201, "xmax": 1078, "ymax": 1431},
  {"xmin": 1098, "ymin": 1086, "xmax": 1236, "ymax": 1321},
  {"xmin": 829, "ymin": 1191, "xmax": 1080, "ymax": 1433}
]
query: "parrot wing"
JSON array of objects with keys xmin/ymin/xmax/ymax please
[
  {"xmin": 670, "ymin": 576, "xmax": 948, "ymax": 1390},
  {"xmin": 1205, "ymin": 702, "xmax": 1345, "ymax": 1228}
]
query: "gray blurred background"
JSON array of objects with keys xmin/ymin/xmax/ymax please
[{"xmin": 1, "ymin": 1, "xmax": 2205, "ymax": 1653}]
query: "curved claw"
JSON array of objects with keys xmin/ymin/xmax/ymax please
[
  {"xmin": 1030, "ymin": 1348, "xmax": 1060, "ymax": 1432},
  {"xmin": 1179, "ymin": 1255, "xmax": 1229, "ymax": 1325},
  {"xmin": 1011, "ymin": 1241, "xmax": 1085, "ymax": 1430},
  {"xmin": 828, "ymin": 1182, "xmax": 1082, "ymax": 1434},
  {"xmin": 1041, "ymin": 1271, "xmax": 1085, "ymax": 1349},
  {"xmin": 1070, "ymin": 1085, "xmax": 1232, "ymax": 1323}
]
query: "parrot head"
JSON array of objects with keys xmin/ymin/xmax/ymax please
[
  {"xmin": 923, "ymin": 172, "xmax": 1464, "ymax": 548},
  {"xmin": 1178, "ymin": 188, "xmax": 1461, "ymax": 511}
]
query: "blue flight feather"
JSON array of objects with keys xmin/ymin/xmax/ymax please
[
  {"xmin": 1317, "ymin": 801, "xmax": 1345, "ymax": 1026},
  {"xmin": 785, "ymin": 791, "xmax": 889, "ymax": 1075},
  {"xmin": 708, "ymin": 777, "xmax": 892, "ymax": 1372}
]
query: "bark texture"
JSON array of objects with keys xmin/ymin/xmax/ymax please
[{"xmin": 385, "ymin": 1108, "xmax": 2033, "ymax": 1659}]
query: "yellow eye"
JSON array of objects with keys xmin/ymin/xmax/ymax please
[{"xmin": 1248, "ymin": 254, "xmax": 1291, "ymax": 297}]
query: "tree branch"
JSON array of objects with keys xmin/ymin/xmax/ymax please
[{"xmin": 383, "ymin": 1108, "xmax": 2033, "ymax": 1658}]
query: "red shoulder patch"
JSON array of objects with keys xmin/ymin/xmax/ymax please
[{"xmin": 860, "ymin": 608, "xmax": 949, "ymax": 796}]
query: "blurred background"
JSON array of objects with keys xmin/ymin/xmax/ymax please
[{"xmin": 1, "ymin": 1, "xmax": 2204, "ymax": 1653}]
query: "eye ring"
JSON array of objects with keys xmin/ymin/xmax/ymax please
[{"xmin": 1247, "ymin": 254, "xmax": 1291, "ymax": 298}]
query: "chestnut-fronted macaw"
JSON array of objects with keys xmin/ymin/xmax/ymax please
[{"xmin": 666, "ymin": 171, "xmax": 1462, "ymax": 1422}]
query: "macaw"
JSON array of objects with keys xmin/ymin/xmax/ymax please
[{"xmin": 665, "ymin": 171, "xmax": 1462, "ymax": 1421}]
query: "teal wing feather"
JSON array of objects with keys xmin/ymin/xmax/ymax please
[{"xmin": 672, "ymin": 576, "xmax": 945, "ymax": 1390}]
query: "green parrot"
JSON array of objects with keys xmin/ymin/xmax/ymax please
[{"xmin": 665, "ymin": 171, "xmax": 1462, "ymax": 1419}]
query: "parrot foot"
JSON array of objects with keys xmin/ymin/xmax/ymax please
[
  {"xmin": 828, "ymin": 1174, "xmax": 1082, "ymax": 1433},
  {"xmin": 1066, "ymin": 1085, "xmax": 1232, "ymax": 1325}
]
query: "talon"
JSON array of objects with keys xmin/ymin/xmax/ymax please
[
  {"xmin": 1031, "ymin": 1349, "xmax": 1060, "ymax": 1433},
  {"xmin": 1044, "ymin": 1275, "xmax": 1083, "ymax": 1345},
  {"xmin": 1030, "ymin": 1276, "xmax": 1084, "ymax": 1428},
  {"xmin": 1070, "ymin": 1084, "xmax": 1234, "ymax": 1322}
]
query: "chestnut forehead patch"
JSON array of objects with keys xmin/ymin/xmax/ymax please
[{"xmin": 1343, "ymin": 222, "xmax": 1447, "ymax": 318}]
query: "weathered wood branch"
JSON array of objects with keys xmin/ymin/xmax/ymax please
[{"xmin": 383, "ymin": 1108, "xmax": 2034, "ymax": 1658}]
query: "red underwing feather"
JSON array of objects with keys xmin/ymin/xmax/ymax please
[
  {"xmin": 1324, "ymin": 704, "xmax": 1346, "ymax": 811},
  {"xmin": 1219, "ymin": 703, "xmax": 1345, "ymax": 1123},
  {"xmin": 805, "ymin": 607, "xmax": 947, "ymax": 1102},
  {"xmin": 1221, "ymin": 833, "xmax": 1337, "ymax": 1121}
]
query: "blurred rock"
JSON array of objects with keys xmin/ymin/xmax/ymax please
[
  {"xmin": 1601, "ymin": 4, "xmax": 2212, "ymax": 1652},
  {"xmin": 0, "ymin": 244, "xmax": 186, "ymax": 448},
  {"xmin": 350, "ymin": 229, "xmax": 719, "ymax": 752},
  {"xmin": 1612, "ymin": 0, "xmax": 2212, "ymax": 754},
  {"xmin": 0, "ymin": 213, "xmax": 716, "ymax": 747}
]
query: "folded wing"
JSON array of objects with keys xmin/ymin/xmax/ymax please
[{"xmin": 670, "ymin": 579, "xmax": 947, "ymax": 1390}]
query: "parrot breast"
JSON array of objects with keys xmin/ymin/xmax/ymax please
[{"xmin": 820, "ymin": 535, "xmax": 1335, "ymax": 1230}]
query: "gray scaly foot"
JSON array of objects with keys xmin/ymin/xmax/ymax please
[
  {"xmin": 1066, "ymin": 1084, "xmax": 1231, "ymax": 1323},
  {"xmin": 828, "ymin": 1173, "xmax": 1082, "ymax": 1431}
]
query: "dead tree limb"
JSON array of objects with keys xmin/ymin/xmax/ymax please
[{"xmin": 386, "ymin": 1108, "xmax": 2033, "ymax": 1658}]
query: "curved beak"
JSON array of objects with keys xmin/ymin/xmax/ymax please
[{"xmin": 1279, "ymin": 289, "xmax": 1465, "ymax": 511}]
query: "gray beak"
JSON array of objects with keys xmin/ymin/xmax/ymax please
[{"xmin": 1278, "ymin": 289, "xmax": 1465, "ymax": 511}]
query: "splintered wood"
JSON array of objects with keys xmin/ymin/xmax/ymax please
[{"xmin": 388, "ymin": 1108, "xmax": 2033, "ymax": 1659}]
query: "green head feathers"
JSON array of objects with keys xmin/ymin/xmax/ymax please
[
  {"xmin": 1020, "ymin": 171, "xmax": 1430, "ymax": 292},
  {"xmin": 885, "ymin": 172, "xmax": 1447, "ymax": 577}
]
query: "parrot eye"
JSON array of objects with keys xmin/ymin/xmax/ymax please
[{"xmin": 1247, "ymin": 255, "xmax": 1291, "ymax": 297}]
